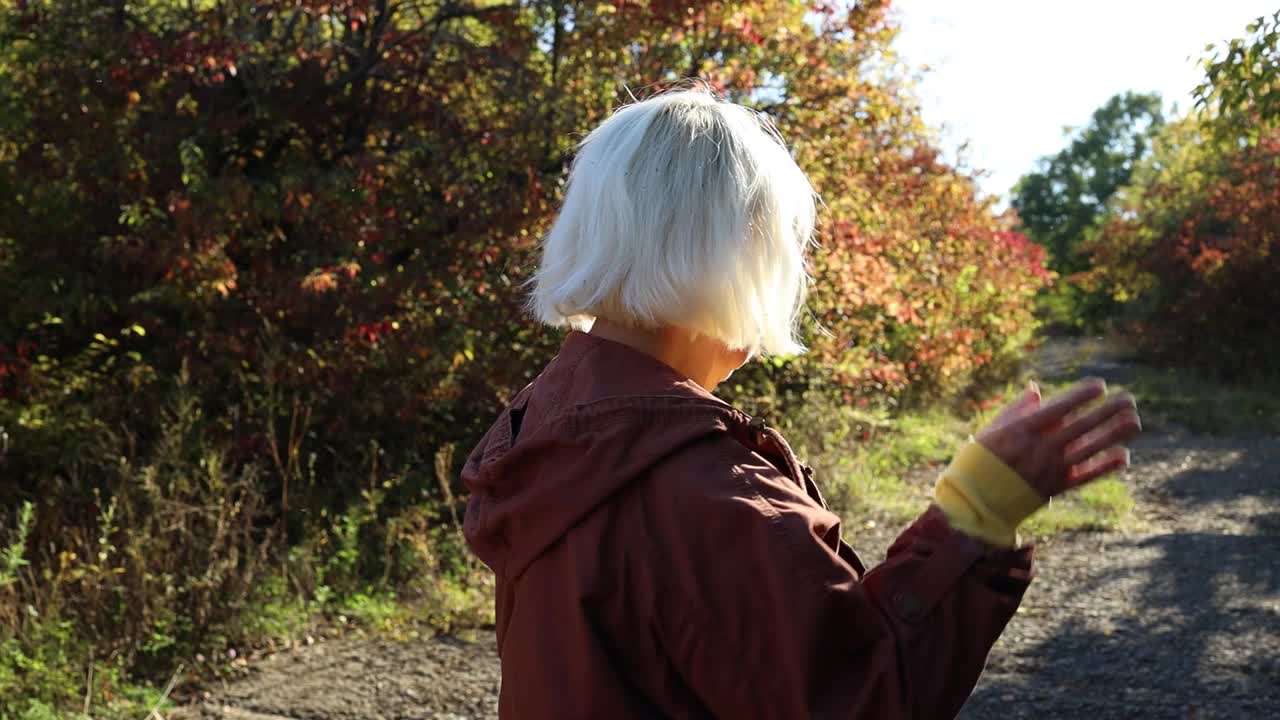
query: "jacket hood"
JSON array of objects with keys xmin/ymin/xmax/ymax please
[{"xmin": 462, "ymin": 331, "xmax": 755, "ymax": 580}]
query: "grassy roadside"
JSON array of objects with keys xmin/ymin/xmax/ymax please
[
  {"xmin": 816, "ymin": 349, "xmax": 1280, "ymax": 544},
  {"xmin": 1130, "ymin": 365, "xmax": 1280, "ymax": 436},
  {"xmin": 793, "ymin": 378, "xmax": 1137, "ymax": 540},
  {"xmin": 4, "ymin": 551, "xmax": 494, "ymax": 720}
]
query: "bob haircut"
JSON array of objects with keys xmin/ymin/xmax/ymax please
[{"xmin": 529, "ymin": 87, "xmax": 817, "ymax": 356}]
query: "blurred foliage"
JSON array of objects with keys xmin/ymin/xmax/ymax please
[
  {"xmin": 1081, "ymin": 12, "xmax": 1280, "ymax": 377},
  {"xmin": 0, "ymin": 0, "xmax": 1047, "ymax": 711}
]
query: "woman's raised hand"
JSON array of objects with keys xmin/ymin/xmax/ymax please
[{"xmin": 976, "ymin": 378, "xmax": 1143, "ymax": 499}]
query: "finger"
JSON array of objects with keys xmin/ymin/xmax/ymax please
[
  {"xmin": 1063, "ymin": 409, "xmax": 1142, "ymax": 466},
  {"xmin": 1066, "ymin": 447, "xmax": 1131, "ymax": 488},
  {"xmin": 1049, "ymin": 393, "xmax": 1138, "ymax": 448},
  {"xmin": 992, "ymin": 381, "xmax": 1041, "ymax": 427},
  {"xmin": 1022, "ymin": 378, "xmax": 1107, "ymax": 432}
]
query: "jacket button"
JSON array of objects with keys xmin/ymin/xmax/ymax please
[{"xmin": 892, "ymin": 591, "xmax": 923, "ymax": 621}]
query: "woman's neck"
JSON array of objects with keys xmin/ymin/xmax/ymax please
[{"xmin": 587, "ymin": 319, "xmax": 738, "ymax": 391}]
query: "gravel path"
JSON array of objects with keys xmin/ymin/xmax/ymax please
[
  {"xmin": 183, "ymin": 340, "xmax": 1279, "ymax": 719},
  {"xmin": 181, "ymin": 635, "xmax": 501, "ymax": 720},
  {"xmin": 960, "ymin": 428, "xmax": 1280, "ymax": 719},
  {"xmin": 959, "ymin": 337, "xmax": 1280, "ymax": 719}
]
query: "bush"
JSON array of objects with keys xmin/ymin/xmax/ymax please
[
  {"xmin": 0, "ymin": 376, "xmax": 488, "ymax": 715},
  {"xmin": 1089, "ymin": 126, "xmax": 1280, "ymax": 376},
  {"xmin": 1082, "ymin": 12, "xmax": 1280, "ymax": 378}
]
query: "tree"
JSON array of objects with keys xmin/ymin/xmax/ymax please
[{"xmin": 1012, "ymin": 92, "xmax": 1164, "ymax": 275}]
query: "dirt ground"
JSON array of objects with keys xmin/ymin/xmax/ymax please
[{"xmin": 180, "ymin": 340, "xmax": 1280, "ymax": 719}]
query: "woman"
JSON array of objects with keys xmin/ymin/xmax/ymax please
[{"xmin": 463, "ymin": 88, "xmax": 1141, "ymax": 719}]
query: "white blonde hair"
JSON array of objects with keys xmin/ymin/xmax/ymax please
[{"xmin": 529, "ymin": 87, "xmax": 817, "ymax": 356}]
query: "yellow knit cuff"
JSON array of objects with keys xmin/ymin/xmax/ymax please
[{"xmin": 933, "ymin": 441, "xmax": 1047, "ymax": 547}]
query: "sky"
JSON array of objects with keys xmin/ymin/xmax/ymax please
[{"xmin": 889, "ymin": 0, "xmax": 1278, "ymax": 205}]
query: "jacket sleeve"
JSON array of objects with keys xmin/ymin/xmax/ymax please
[{"xmin": 648, "ymin": 435, "xmax": 1034, "ymax": 719}]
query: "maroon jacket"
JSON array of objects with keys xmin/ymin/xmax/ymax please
[{"xmin": 464, "ymin": 331, "xmax": 1034, "ymax": 719}]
